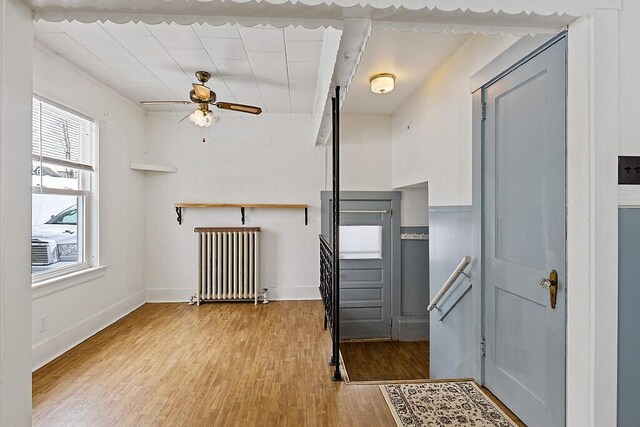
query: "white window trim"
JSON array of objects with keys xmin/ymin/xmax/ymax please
[
  {"xmin": 32, "ymin": 265, "xmax": 109, "ymax": 300},
  {"xmin": 31, "ymin": 95, "xmax": 99, "ymax": 286}
]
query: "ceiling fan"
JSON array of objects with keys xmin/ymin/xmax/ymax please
[{"xmin": 139, "ymin": 71, "xmax": 262, "ymax": 127}]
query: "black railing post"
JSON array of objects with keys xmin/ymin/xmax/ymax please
[{"xmin": 331, "ymin": 86, "xmax": 342, "ymax": 382}]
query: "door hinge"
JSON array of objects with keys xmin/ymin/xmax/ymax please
[
  {"xmin": 480, "ymin": 337, "xmax": 486, "ymax": 358},
  {"xmin": 481, "ymin": 102, "xmax": 487, "ymax": 121}
]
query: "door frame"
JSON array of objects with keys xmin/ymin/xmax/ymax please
[
  {"xmin": 321, "ymin": 191, "xmax": 402, "ymax": 339},
  {"xmin": 471, "ymin": 15, "xmax": 620, "ymax": 426}
]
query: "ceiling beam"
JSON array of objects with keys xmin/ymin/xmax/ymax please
[{"xmin": 312, "ymin": 17, "xmax": 371, "ymax": 146}]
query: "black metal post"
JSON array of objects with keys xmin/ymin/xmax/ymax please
[{"xmin": 331, "ymin": 86, "xmax": 342, "ymax": 382}]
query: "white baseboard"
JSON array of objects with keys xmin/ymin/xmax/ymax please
[
  {"xmin": 266, "ymin": 286, "xmax": 320, "ymax": 301},
  {"xmin": 32, "ymin": 291, "xmax": 146, "ymax": 371},
  {"xmin": 146, "ymin": 287, "xmax": 193, "ymax": 303},
  {"xmin": 146, "ymin": 286, "xmax": 321, "ymax": 303}
]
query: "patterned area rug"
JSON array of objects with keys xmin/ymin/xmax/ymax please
[{"xmin": 380, "ymin": 380, "xmax": 518, "ymax": 427}]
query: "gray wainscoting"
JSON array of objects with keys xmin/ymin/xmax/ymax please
[
  {"xmin": 398, "ymin": 226, "xmax": 430, "ymax": 341},
  {"xmin": 429, "ymin": 206, "xmax": 474, "ymax": 379},
  {"xmin": 618, "ymin": 208, "xmax": 640, "ymax": 426}
]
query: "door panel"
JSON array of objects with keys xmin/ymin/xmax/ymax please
[
  {"xmin": 483, "ymin": 37, "xmax": 566, "ymax": 427},
  {"xmin": 336, "ymin": 200, "xmax": 392, "ymax": 339}
]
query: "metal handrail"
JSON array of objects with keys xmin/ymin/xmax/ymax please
[
  {"xmin": 427, "ymin": 256, "xmax": 471, "ymax": 312},
  {"xmin": 319, "ymin": 234, "xmax": 333, "ymax": 332}
]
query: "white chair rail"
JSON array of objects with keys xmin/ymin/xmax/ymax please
[{"xmin": 427, "ymin": 256, "xmax": 472, "ymax": 312}]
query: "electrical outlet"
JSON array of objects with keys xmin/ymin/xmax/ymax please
[
  {"xmin": 619, "ymin": 156, "xmax": 640, "ymax": 184},
  {"xmin": 38, "ymin": 316, "xmax": 48, "ymax": 333}
]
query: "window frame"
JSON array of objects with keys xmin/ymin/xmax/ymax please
[{"xmin": 31, "ymin": 95, "xmax": 98, "ymax": 285}]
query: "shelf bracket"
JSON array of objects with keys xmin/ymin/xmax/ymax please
[
  {"xmin": 176, "ymin": 207, "xmax": 183, "ymax": 225},
  {"xmin": 241, "ymin": 207, "xmax": 246, "ymax": 225},
  {"xmin": 305, "ymin": 207, "xmax": 308, "ymax": 225}
]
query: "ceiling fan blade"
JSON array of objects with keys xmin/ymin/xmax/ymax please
[
  {"xmin": 139, "ymin": 100, "xmax": 193, "ymax": 105},
  {"xmin": 215, "ymin": 102, "xmax": 262, "ymax": 115},
  {"xmin": 192, "ymin": 83, "xmax": 211, "ymax": 100}
]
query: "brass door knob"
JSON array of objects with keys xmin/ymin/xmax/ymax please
[{"xmin": 538, "ymin": 270, "xmax": 558, "ymax": 309}]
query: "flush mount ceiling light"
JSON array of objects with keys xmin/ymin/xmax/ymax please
[{"xmin": 370, "ymin": 73, "xmax": 396, "ymax": 94}]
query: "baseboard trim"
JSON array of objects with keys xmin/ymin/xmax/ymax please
[
  {"xmin": 397, "ymin": 316, "xmax": 430, "ymax": 341},
  {"xmin": 146, "ymin": 287, "xmax": 193, "ymax": 303},
  {"xmin": 266, "ymin": 286, "xmax": 321, "ymax": 301},
  {"xmin": 32, "ymin": 291, "xmax": 146, "ymax": 371},
  {"xmin": 146, "ymin": 286, "xmax": 321, "ymax": 302}
]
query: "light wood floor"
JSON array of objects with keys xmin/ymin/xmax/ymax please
[
  {"xmin": 33, "ymin": 301, "xmax": 524, "ymax": 426},
  {"xmin": 340, "ymin": 340, "xmax": 429, "ymax": 382},
  {"xmin": 33, "ymin": 301, "xmax": 397, "ymax": 427}
]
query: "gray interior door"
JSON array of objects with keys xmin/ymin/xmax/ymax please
[
  {"xmin": 336, "ymin": 200, "xmax": 392, "ymax": 339},
  {"xmin": 483, "ymin": 37, "xmax": 566, "ymax": 427}
]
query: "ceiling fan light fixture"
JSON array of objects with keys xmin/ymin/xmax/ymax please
[
  {"xmin": 370, "ymin": 73, "xmax": 396, "ymax": 94},
  {"xmin": 189, "ymin": 109, "xmax": 215, "ymax": 127}
]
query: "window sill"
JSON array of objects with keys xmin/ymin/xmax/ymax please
[{"xmin": 32, "ymin": 265, "xmax": 109, "ymax": 300}]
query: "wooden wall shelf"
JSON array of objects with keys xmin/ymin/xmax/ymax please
[
  {"xmin": 174, "ymin": 203, "xmax": 309, "ymax": 225},
  {"xmin": 130, "ymin": 163, "xmax": 177, "ymax": 173}
]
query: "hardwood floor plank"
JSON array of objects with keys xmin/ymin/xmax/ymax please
[
  {"xmin": 340, "ymin": 340, "xmax": 429, "ymax": 382},
  {"xmin": 33, "ymin": 301, "xmax": 396, "ymax": 427}
]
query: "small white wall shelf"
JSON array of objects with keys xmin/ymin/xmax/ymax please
[{"xmin": 129, "ymin": 163, "xmax": 177, "ymax": 173}]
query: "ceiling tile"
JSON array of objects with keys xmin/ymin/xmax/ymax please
[
  {"xmin": 110, "ymin": 64, "xmax": 159, "ymax": 82},
  {"xmin": 62, "ymin": 21, "xmax": 118, "ymax": 47},
  {"xmin": 288, "ymin": 77, "xmax": 317, "ymax": 92},
  {"xmin": 257, "ymin": 83, "xmax": 291, "ymax": 113},
  {"xmin": 192, "ymin": 23, "xmax": 240, "ymax": 39},
  {"xmin": 238, "ymin": 27, "xmax": 285, "ymax": 52},
  {"xmin": 287, "ymin": 62, "xmax": 319, "ymax": 79},
  {"xmin": 201, "ymin": 38, "xmax": 247, "ymax": 61},
  {"xmin": 146, "ymin": 23, "xmax": 202, "ymax": 49},
  {"xmin": 101, "ymin": 22, "xmax": 151, "ymax": 38},
  {"xmin": 34, "ymin": 20, "xmax": 63, "ymax": 33},
  {"xmin": 223, "ymin": 76, "xmax": 263, "ymax": 106},
  {"xmin": 35, "ymin": 33, "xmax": 91, "ymax": 57},
  {"xmin": 290, "ymin": 89, "xmax": 315, "ymax": 114},
  {"xmin": 214, "ymin": 59, "xmax": 253, "ymax": 77},
  {"xmin": 88, "ymin": 43, "xmax": 139, "ymax": 66},
  {"xmin": 246, "ymin": 51, "xmax": 286, "ymax": 72},
  {"xmin": 165, "ymin": 48, "xmax": 216, "ymax": 76},
  {"xmin": 253, "ymin": 69, "xmax": 288, "ymax": 86},
  {"xmin": 286, "ymin": 41, "xmax": 322, "ymax": 63},
  {"xmin": 117, "ymin": 36, "xmax": 178, "ymax": 70},
  {"xmin": 284, "ymin": 26, "xmax": 325, "ymax": 42},
  {"xmin": 65, "ymin": 53, "xmax": 115, "ymax": 80},
  {"xmin": 155, "ymin": 69, "xmax": 193, "ymax": 87}
]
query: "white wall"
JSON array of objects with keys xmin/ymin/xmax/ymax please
[
  {"xmin": 31, "ymin": 46, "xmax": 147, "ymax": 369},
  {"xmin": 326, "ymin": 113, "xmax": 393, "ymax": 191},
  {"xmin": 0, "ymin": 0, "xmax": 33, "ymax": 424},
  {"xmin": 325, "ymin": 113, "xmax": 429, "ymax": 225},
  {"xmin": 391, "ymin": 34, "xmax": 519, "ymax": 207},
  {"xmin": 144, "ymin": 112, "xmax": 325, "ymax": 301}
]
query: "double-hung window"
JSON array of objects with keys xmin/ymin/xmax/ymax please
[{"xmin": 31, "ymin": 97, "xmax": 95, "ymax": 281}]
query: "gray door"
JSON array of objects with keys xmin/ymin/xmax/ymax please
[
  {"xmin": 336, "ymin": 200, "xmax": 392, "ymax": 339},
  {"xmin": 483, "ymin": 37, "xmax": 566, "ymax": 427}
]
